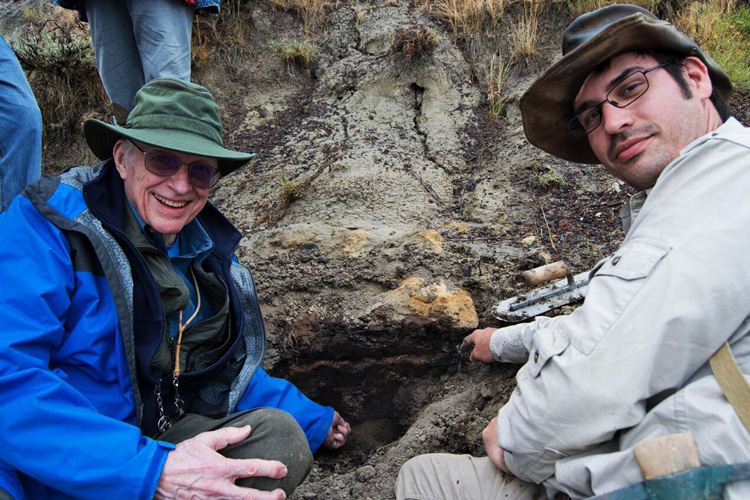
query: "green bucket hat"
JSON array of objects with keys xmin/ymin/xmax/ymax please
[
  {"xmin": 84, "ymin": 78, "xmax": 255, "ymax": 176},
  {"xmin": 519, "ymin": 4, "xmax": 734, "ymax": 165}
]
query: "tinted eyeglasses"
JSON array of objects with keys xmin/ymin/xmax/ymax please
[
  {"xmin": 567, "ymin": 61, "xmax": 674, "ymax": 137},
  {"xmin": 128, "ymin": 140, "xmax": 219, "ymax": 189}
]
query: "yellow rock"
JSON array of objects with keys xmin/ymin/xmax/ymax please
[
  {"xmin": 414, "ymin": 229, "xmax": 444, "ymax": 254},
  {"xmin": 379, "ymin": 277, "xmax": 478, "ymax": 329}
]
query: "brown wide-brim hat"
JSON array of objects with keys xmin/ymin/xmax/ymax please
[
  {"xmin": 84, "ymin": 78, "xmax": 255, "ymax": 177},
  {"xmin": 520, "ymin": 4, "xmax": 734, "ymax": 164}
]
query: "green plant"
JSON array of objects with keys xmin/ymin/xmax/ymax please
[
  {"xmin": 533, "ymin": 166, "xmax": 566, "ymax": 189},
  {"xmin": 269, "ymin": 39, "xmax": 320, "ymax": 66},
  {"xmin": 10, "ymin": 14, "xmax": 108, "ymax": 143},
  {"xmin": 390, "ymin": 24, "xmax": 440, "ymax": 61},
  {"xmin": 676, "ymin": 1, "xmax": 750, "ymax": 89},
  {"xmin": 486, "ymin": 53, "xmax": 510, "ymax": 116},
  {"xmin": 279, "ymin": 174, "xmax": 307, "ymax": 204}
]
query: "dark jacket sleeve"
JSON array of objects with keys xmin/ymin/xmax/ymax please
[{"xmin": 235, "ymin": 367, "xmax": 334, "ymax": 453}]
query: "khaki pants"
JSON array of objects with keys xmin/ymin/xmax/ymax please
[{"xmin": 396, "ymin": 454, "xmax": 546, "ymax": 500}]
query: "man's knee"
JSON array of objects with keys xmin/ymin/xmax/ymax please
[{"xmin": 224, "ymin": 408, "xmax": 313, "ymax": 495}]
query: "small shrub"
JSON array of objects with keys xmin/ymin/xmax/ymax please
[
  {"xmin": 269, "ymin": 39, "xmax": 320, "ymax": 66},
  {"xmin": 10, "ymin": 12, "xmax": 108, "ymax": 142},
  {"xmin": 279, "ymin": 174, "xmax": 307, "ymax": 204},
  {"xmin": 390, "ymin": 24, "xmax": 440, "ymax": 61},
  {"xmin": 533, "ymin": 166, "xmax": 566, "ymax": 189}
]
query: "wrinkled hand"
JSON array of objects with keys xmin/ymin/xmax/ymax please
[
  {"xmin": 322, "ymin": 411, "xmax": 351, "ymax": 449},
  {"xmin": 460, "ymin": 327, "xmax": 497, "ymax": 363},
  {"xmin": 482, "ymin": 416, "xmax": 510, "ymax": 474},
  {"xmin": 155, "ymin": 425, "xmax": 288, "ymax": 500}
]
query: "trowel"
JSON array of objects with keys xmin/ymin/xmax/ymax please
[{"xmin": 493, "ymin": 261, "xmax": 590, "ymax": 323}]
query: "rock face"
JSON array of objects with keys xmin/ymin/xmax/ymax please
[{"xmin": 9, "ymin": 0, "xmax": 637, "ymax": 498}]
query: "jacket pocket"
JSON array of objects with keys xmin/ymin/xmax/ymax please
[
  {"xmin": 569, "ymin": 237, "xmax": 671, "ymax": 355},
  {"xmin": 527, "ymin": 327, "xmax": 571, "ymax": 378}
]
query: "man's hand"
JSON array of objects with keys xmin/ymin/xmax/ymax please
[
  {"xmin": 482, "ymin": 416, "xmax": 510, "ymax": 474},
  {"xmin": 155, "ymin": 425, "xmax": 288, "ymax": 500},
  {"xmin": 460, "ymin": 327, "xmax": 497, "ymax": 363},
  {"xmin": 322, "ymin": 411, "xmax": 351, "ymax": 449}
]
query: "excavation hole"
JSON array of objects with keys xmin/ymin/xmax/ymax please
[{"xmin": 273, "ymin": 351, "xmax": 460, "ymax": 466}]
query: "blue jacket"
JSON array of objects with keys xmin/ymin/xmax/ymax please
[{"xmin": 0, "ymin": 162, "xmax": 333, "ymax": 500}]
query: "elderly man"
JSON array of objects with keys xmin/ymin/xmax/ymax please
[
  {"xmin": 397, "ymin": 5, "xmax": 750, "ymax": 500},
  {"xmin": 0, "ymin": 78, "xmax": 350, "ymax": 500}
]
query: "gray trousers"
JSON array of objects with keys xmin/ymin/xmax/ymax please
[
  {"xmin": 157, "ymin": 408, "xmax": 314, "ymax": 496},
  {"xmin": 396, "ymin": 454, "xmax": 546, "ymax": 500},
  {"xmin": 84, "ymin": 0, "xmax": 194, "ymax": 113}
]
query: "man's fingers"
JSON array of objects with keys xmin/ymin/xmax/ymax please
[
  {"xmin": 238, "ymin": 487, "xmax": 286, "ymax": 500},
  {"xmin": 195, "ymin": 425, "xmax": 253, "ymax": 451},
  {"xmin": 459, "ymin": 336, "xmax": 474, "ymax": 352},
  {"xmin": 231, "ymin": 458, "xmax": 288, "ymax": 481}
]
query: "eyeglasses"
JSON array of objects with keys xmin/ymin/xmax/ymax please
[
  {"xmin": 567, "ymin": 61, "xmax": 674, "ymax": 137},
  {"xmin": 128, "ymin": 140, "xmax": 219, "ymax": 189}
]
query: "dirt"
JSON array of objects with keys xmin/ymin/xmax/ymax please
[{"xmin": 8, "ymin": 0, "xmax": 750, "ymax": 498}]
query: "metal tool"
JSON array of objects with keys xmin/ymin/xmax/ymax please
[
  {"xmin": 493, "ymin": 261, "xmax": 590, "ymax": 323},
  {"xmin": 425, "ymin": 345, "xmax": 471, "ymax": 371}
]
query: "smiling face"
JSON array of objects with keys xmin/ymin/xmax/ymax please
[
  {"xmin": 573, "ymin": 52, "xmax": 721, "ymax": 190},
  {"xmin": 113, "ymin": 139, "xmax": 215, "ymax": 245}
]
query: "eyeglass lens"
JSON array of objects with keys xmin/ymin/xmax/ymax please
[
  {"xmin": 576, "ymin": 72, "xmax": 649, "ymax": 134},
  {"xmin": 143, "ymin": 150, "xmax": 218, "ymax": 189}
]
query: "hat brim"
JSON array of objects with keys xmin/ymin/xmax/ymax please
[
  {"xmin": 520, "ymin": 14, "xmax": 734, "ymax": 164},
  {"xmin": 84, "ymin": 118, "xmax": 255, "ymax": 176}
]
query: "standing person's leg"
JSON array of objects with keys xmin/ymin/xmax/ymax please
[
  {"xmin": 0, "ymin": 35, "xmax": 42, "ymax": 211},
  {"xmin": 397, "ymin": 453, "xmax": 543, "ymax": 500},
  {"xmin": 128, "ymin": 0, "xmax": 194, "ymax": 83},
  {"xmin": 84, "ymin": 0, "xmax": 144, "ymax": 114},
  {"xmin": 157, "ymin": 409, "xmax": 313, "ymax": 496}
]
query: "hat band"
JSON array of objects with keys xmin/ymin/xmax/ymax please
[{"xmin": 127, "ymin": 113, "xmax": 224, "ymax": 146}]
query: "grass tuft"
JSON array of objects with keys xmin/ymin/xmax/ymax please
[
  {"xmin": 269, "ymin": 39, "xmax": 320, "ymax": 66},
  {"xmin": 486, "ymin": 53, "xmax": 510, "ymax": 116},
  {"xmin": 279, "ymin": 174, "xmax": 308, "ymax": 204},
  {"xmin": 533, "ymin": 166, "xmax": 566, "ymax": 189}
]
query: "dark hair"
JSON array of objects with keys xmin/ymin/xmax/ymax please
[{"xmin": 642, "ymin": 50, "xmax": 731, "ymax": 120}]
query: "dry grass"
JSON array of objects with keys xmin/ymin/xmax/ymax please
[
  {"xmin": 192, "ymin": 2, "xmax": 251, "ymax": 70},
  {"xmin": 427, "ymin": 0, "xmax": 504, "ymax": 39},
  {"xmin": 567, "ymin": 0, "xmax": 659, "ymax": 17},
  {"xmin": 511, "ymin": 1, "xmax": 540, "ymax": 60},
  {"xmin": 267, "ymin": 0, "xmax": 330, "ymax": 36}
]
